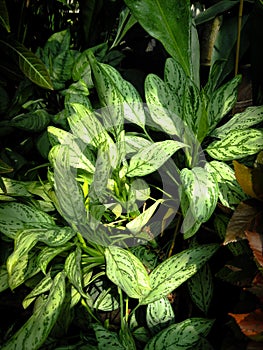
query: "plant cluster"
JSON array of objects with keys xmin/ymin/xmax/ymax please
[{"xmin": 0, "ymin": 0, "xmax": 263, "ymax": 349}]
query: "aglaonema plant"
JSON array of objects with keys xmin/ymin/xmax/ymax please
[{"xmin": 1, "ymin": 1, "xmax": 263, "ymax": 349}]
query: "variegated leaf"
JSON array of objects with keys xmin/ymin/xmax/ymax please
[
  {"xmin": 212, "ymin": 105, "xmax": 263, "ymax": 138},
  {"xmin": 23, "ymin": 273, "xmax": 53, "ymax": 309},
  {"xmin": 0, "ymin": 202, "xmax": 55, "ymax": 238},
  {"xmin": 180, "ymin": 166, "xmax": 219, "ymax": 224},
  {"xmin": 126, "ymin": 199, "xmax": 162, "ymax": 235},
  {"xmin": 68, "ymin": 103, "xmax": 110, "ymax": 148},
  {"xmin": 0, "ymin": 177, "xmax": 31, "ymax": 197},
  {"xmin": 145, "ymin": 74, "xmax": 182, "ymax": 136},
  {"xmin": 94, "ymin": 324, "xmax": 125, "ymax": 350},
  {"xmin": 105, "ymin": 246, "xmax": 151, "ymax": 299},
  {"xmin": 140, "ymin": 244, "xmax": 219, "ymax": 304},
  {"xmin": 89, "ymin": 279, "xmax": 119, "ymax": 311},
  {"xmin": 127, "ymin": 140, "xmax": 188, "ymax": 177},
  {"xmin": 53, "ymin": 145, "xmax": 88, "ymax": 229},
  {"xmin": 37, "ymin": 244, "xmax": 72, "ymax": 274},
  {"xmin": 64, "ymin": 246, "xmax": 88, "ymax": 299},
  {"xmin": 208, "ymin": 161, "xmax": 247, "ymax": 208},
  {"xmin": 124, "ymin": 134, "xmax": 152, "ymax": 155},
  {"xmin": 88, "ymin": 51, "xmax": 145, "ymax": 131},
  {"xmin": 144, "ymin": 317, "xmax": 215, "ymax": 350},
  {"xmin": 207, "ymin": 75, "xmax": 241, "ymax": 132},
  {"xmin": 0, "ymin": 265, "xmax": 9, "ymax": 292},
  {"xmin": 10, "ymin": 110, "xmax": 50, "ymax": 132},
  {"xmin": 164, "ymin": 58, "xmax": 187, "ymax": 107},
  {"xmin": 2, "ymin": 272, "xmax": 66, "ymax": 350},
  {"xmin": 206, "ymin": 129, "xmax": 263, "ymax": 160},
  {"xmin": 146, "ymin": 297, "xmax": 175, "ymax": 334},
  {"xmin": 188, "ymin": 263, "xmax": 213, "ymax": 315}
]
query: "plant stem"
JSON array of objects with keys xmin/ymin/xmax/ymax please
[{"xmin": 235, "ymin": 0, "xmax": 244, "ymax": 76}]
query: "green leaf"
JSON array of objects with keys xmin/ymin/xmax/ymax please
[
  {"xmin": 0, "ymin": 265, "xmax": 9, "ymax": 292},
  {"xmin": 22, "ymin": 273, "xmax": 53, "ymax": 309},
  {"xmin": 64, "ymin": 246, "xmax": 87, "ymax": 299},
  {"xmin": 52, "ymin": 145, "xmax": 87, "ymax": 229},
  {"xmin": 0, "ymin": 159, "xmax": 13, "ymax": 174},
  {"xmin": 195, "ymin": 0, "xmax": 239, "ymax": 26},
  {"xmin": 144, "ymin": 317, "xmax": 215, "ymax": 350},
  {"xmin": 0, "ymin": 177, "xmax": 30, "ymax": 197},
  {"xmin": 94, "ymin": 324, "xmax": 125, "ymax": 350},
  {"xmin": 145, "ymin": 74, "xmax": 184, "ymax": 137},
  {"xmin": 180, "ymin": 167, "xmax": 219, "ymax": 233},
  {"xmin": 10, "ymin": 110, "xmax": 50, "ymax": 132},
  {"xmin": 105, "ymin": 246, "xmax": 151, "ymax": 299},
  {"xmin": 207, "ymin": 75, "xmax": 241, "ymax": 133},
  {"xmin": 146, "ymin": 297, "xmax": 175, "ymax": 334},
  {"xmin": 0, "ymin": 0, "xmax": 10, "ymax": 32},
  {"xmin": 208, "ymin": 161, "xmax": 247, "ymax": 208},
  {"xmin": 0, "ymin": 39, "xmax": 53, "ymax": 90},
  {"xmin": 124, "ymin": 0, "xmax": 192, "ymax": 79},
  {"xmin": 88, "ymin": 51, "xmax": 145, "ymax": 132},
  {"xmin": 206, "ymin": 129, "xmax": 263, "ymax": 160},
  {"xmin": 68, "ymin": 104, "xmax": 111, "ymax": 148},
  {"xmin": 111, "ymin": 7, "xmax": 137, "ymax": 49},
  {"xmin": 126, "ymin": 199, "xmax": 162, "ymax": 235},
  {"xmin": 164, "ymin": 58, "xmax": 187, "ymax": 105},
  {"xmin": 212, "ymin": 105, "xmax": 263, "ymax": 138},
  {"xmin": 188, "ymin": 263, "xmax": 213, "ymax": 315},
  {"xmin": 127, "ymin": 140, "xmax": 188, "ymax": 177},
  {"xmin": 0, "ymin": 202, "xmax": 55, "ymax": 238},
  {"xmin": 89, "ymin": 278, "xmax": 119, "ymax": 311},
  {"xmin": 124, "ymin": 134, "xmax": 152, "ymax": 156},
  {"xmin": 140, "ymin": 244, "xmax": 219, "ymax": 304},
  {"xmin": 38, "ymin": 244, "xmax": 72, "ymax": 274},
  {"xmin": 2, "ymin": 272, "xmax": 66, "ymax": 350}
]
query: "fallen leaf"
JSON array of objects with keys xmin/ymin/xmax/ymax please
[
  {"xmin": 224, "ymin": 199, "xmax": 263, "ymax": 244},
  {"xmin": 245, "ymin": 231, "xmax": 263, "ymax": 268},
  {"xmin": 229, "ymin": 309, "xmax": 263, "ymax": 340}
]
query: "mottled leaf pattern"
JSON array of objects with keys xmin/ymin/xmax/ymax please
[
  {"xmin": 188, "ymin": 263, "xmax": 213, "ymax": 314},
  {"xmin": 2, "ymin": 272, "xmax": 65, "ymax": 350},
  {"xmin": 10, "ymin": 110, "xmax": 50, "ymax": 132},
  {"xmin": 94, "ymin": 324, "xmax": 125, "ymax": 350},
  {"xmin": 212, "ymin": 105, "xmax": 263, "ymax": 138},
  {"xmin": 144, "ymin": 318, "xmax": 215, "ymax": 350},
  {"xmin": 206, "ymin": 129, "xmax": 263, "ymax": 160},
  {"xmin": 0, "ymin": 202, "xmax": 55, "ymax": 238},
  {"xmin": 141, "ymin": 244, "xmax": 219, "ymax": 304},
  {"xmin": 207, "ymin": 75, "xmax": 241, "ymax": 132},
  {"xmin": 208, "ymin": 161, "xmax": 246, "ymax": 208},
  {"xmin": 146, "ymin": 297, "xmax": 175, "ymax": 334},
  {"xmin": 127, "ymin": 140, "xmax": 188, "ymax": 177},
  {"xmin": 105, "ymin": 246, "xmax": 151, "ymax": 299},
  {"xmin": 180, "ymin": 167, "xmax": 219, "ymax": 228}
]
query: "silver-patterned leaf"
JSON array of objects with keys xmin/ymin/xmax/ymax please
[
  {"xmin": 188, "ymin": 263, "xmax": 213, "ymax": 315},
  {"xmin": 144, "ymin": 317, "xmax": 215, "ymax": 350},
  {"xmin": 180, "ymin": 167, "xmax": 219, "ymax": 224},
  {"xmin": 94, "ymin": 324, "xmax": 125, "ymax": 350},
  {"xmin": 124, "ymin": 134, "xmax": 152, "ymax": 156},
  {"xmin": 127, "ymin": 140, "xmax": 188, "ymax": 177},
  {"xmin": 208, "ymin": 161, "xmax": 247, "ymax": 208},
  {"xmin": 0, "ymin": 177, "xmax": 31, "ymax": 197},
  {"xmin": 0, "ymin": 202, "xmax": 55, "ymax": 238},
  {"xmin": 2, "ymin": 272, "xmax": 66, "ymax": 350},
  {"xmin": 207, "ymin": 75, "xmax": 241, "ymax": 132},
  {"xmin": 206, "ymin": 129, "xmax": 263, "ymax": 160},
  {"xmin": 146, "ymin": 297, "xmax": 175, "ymax": 334},
  {"xmin": 22, "ymin": 273, "xmax": 53, "ymax": 309},
  {"xmin": 37, "ymin": 244, "xmax": 72, "ymax": 274},
  {"xmin": 141, "ymin": 244, "xmax": 219, "ymax": 304},
  {"xmin": 212, "ymin": 105, "xmax": 263, "ymax": 138},
  {"xmin": 105, "ymin": 246, "xmax": 151, "ymax": 299},
  {"xmin": 145, "ymin": 74, "xmax": 182, "ymax": 136},
  {"xmin": 88, "ymin": 51, "xmax": 145, "ymax": 130}
]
